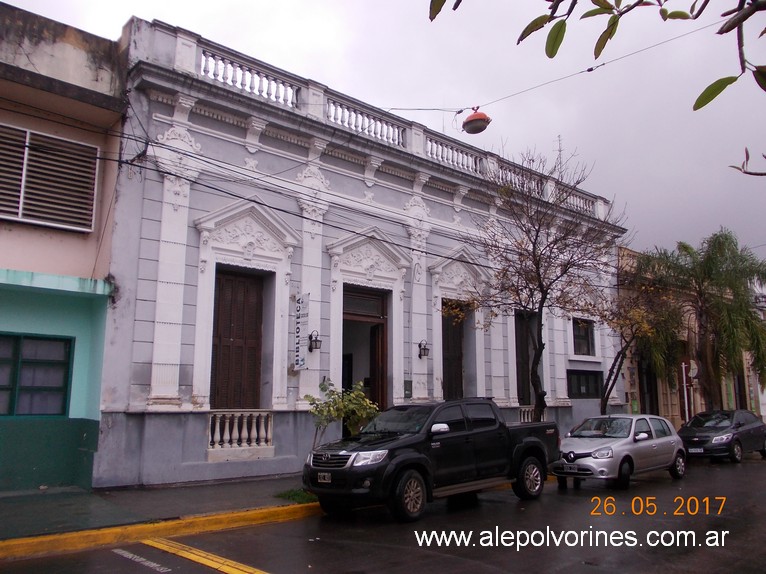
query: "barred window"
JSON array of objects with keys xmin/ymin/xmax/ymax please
[
  {"xmin": 0, "ymin": 335, "xmax": 73, "ymax": 416},
  {"xmin": 567, "ymin": 370, "xmax": 603, "ymax": 399},
  {"xmin": 0, "ymin": 124, "xmax": 98, "ymax": 231},
  {"xmin": 573, "ymin": 318, "xmax": 596, "ymax": 356}
]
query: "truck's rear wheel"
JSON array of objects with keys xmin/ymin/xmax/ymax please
[
  {"xmin": 512, "ymin": 456, "xmax": 544, "ymax": 500},
  {"xmin": 389, "ymin": 469, "xmax": 426, "ymax": 522}
]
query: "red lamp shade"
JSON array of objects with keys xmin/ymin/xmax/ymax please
[{"xmin": 462, "ymin": 108, "xmax": 491, "ymax": 134}]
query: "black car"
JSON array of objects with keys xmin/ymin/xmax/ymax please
[
  {"xmin": 303, "ymin": 398, "xmax": 559, "ymax": 522},
  {"xmin": 678, "ymin": 409, "xmax": 766, "ymax": 463}
]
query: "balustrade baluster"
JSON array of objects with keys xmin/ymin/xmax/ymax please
[
  {"xmin": 235, "ymin": 413, "xmax": 245, "ymax": 447},
  {"xmin": 201, "ymin": 51, "xmax": 211, "ymax": 78},
  {"xmin": 244, "ymin": 414, "xmax": 253, "ymax": 446},
  {"xmin": 257, "ymin": 414, "xmax": 267, "ymax": 446},
  {"xmin": 254, "ymin": 74, "xmax": 263, "ymax": 98},
  {"xmin": 233, "ymin": 63, "xmax": 243, "ymax": 89},
  {"xmin": 240, "ymin": 66, "xmax": 251, "ymax": 92},
  {"xmin": 210, "ymin": 414, "xmax": 221, "ymax": 448},
  {"xmin": 221, "ymin": 414, "xmax": 232, "ymax": 448}
]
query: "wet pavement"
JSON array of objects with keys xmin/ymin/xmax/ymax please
[{"xmin": 0, "ymin": 473, "xmax": 311, "ymax": 560}]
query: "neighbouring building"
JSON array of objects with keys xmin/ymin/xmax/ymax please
[
  {"xmin": 1, "ymin": 4, "xmax": 627, "ymax": 490},
  {"xmin": 0, "ymin": 3, "xmax": 124, "ymax": 490},
  {"xmin": 618, "ymin": 247, "xmax": 764, "ymax": 428}
]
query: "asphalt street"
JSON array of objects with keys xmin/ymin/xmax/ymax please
[{"xmin": 4, "ymin": 456, "xmax": 766, "ymax": 574}]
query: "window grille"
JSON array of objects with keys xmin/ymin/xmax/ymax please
[
  {"xmin": 566, "ymin": 370, "xmax": 603, "ymax": 399},
  {"xmin": 573, "ymin": 318, "xmax": 596, "ymax": 356},
  {"xmin": 0, "ymin": 124, "xmax": 98, "ymax": 232},
  {"xmin": 0, "ymin": 334, "xmax": 73, "ymax": 416}
]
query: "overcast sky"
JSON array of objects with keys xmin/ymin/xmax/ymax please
[{"xmin": 12, "ymin": 1, "xmax": 765, "ymax": 254}]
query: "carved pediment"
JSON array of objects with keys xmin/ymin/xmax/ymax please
[
  {"xmin": 328, "ymin": 227, "xmax": 410, "ymax": 282},
  {"xmin": 195, "ymin": 197, "xmax": 300, "ymax": 263},
  {"xmin": 429, "ymin": 245, "xmax": 489, "ymax": 295}
]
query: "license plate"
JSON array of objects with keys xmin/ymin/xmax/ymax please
[
  {"xmin": 688, "ymin": 448, "xmax": 703, "ymax": 454},
  {"xmin": 563, "ymin": 464, "xmax": 578, "ymax": 473},
  {"xmin": 317, "ymin": 472, "xmax": 332, "ymax": 483}
]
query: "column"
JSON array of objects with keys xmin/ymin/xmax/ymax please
[{"xmin": 147, "ymin": 125, "xmax": 202, "ymax": 410}]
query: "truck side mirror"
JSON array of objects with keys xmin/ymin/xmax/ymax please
[{"xmin": 430, "ymin": 423, "xmax": 450, "ymax": 434}]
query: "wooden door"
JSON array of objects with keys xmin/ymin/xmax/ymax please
[
  {"xmin": 211, "ymin": 271, "xmax": 262, "ymax": 409},
  {"xmin": 442, "ymin": 301, "xmax": 464, "ymax": 400},
  {"xmin": 370, "ymin": 323, "xmax": 387, "ymax": 409}
]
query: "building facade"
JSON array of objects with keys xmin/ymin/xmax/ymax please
[
  {"xmin": 2, "ymin": 5, "xmax": 627, "ymax": 490},
  {"xmin": 0, "ymin": 3, "xmax": 123, "ymax": 490},
  {"xmin": 618, "ymin": 248, "xmax": 764, "ymax": 428}
]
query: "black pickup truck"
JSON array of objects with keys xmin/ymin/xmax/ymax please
[{"xmin": 303, "ymin": 397, "xmax": 560, "ymax": 522}]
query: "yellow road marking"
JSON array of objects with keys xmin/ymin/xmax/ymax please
[
  {"xmin": 143, "ymin": 538, "xmax": 268, "ymax": 574},
  {"xmin": 0, "ymin": 503, "xmax": 321, "ymax": 561}
]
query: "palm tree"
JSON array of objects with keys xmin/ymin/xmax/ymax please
[{"xmin": 639, "ymin": 229, "xmax": 766, "ymax": 409}]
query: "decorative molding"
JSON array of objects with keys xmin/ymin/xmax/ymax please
[
  {"xmin": 413, "ymin": 172, "xmax": 430, "ymax": 195},
  {"xmin": 325, "ymin": 148, "xmax": 367, "ymax": 165},
  {"xmin": 341, "ymin": 244, "xmax": 399, "ymax": 281},
  {"xmin": 297, "ymin": 164, "xmax": 331, "ymax": 193},
  {"xmin": 308, "ymin": 137, "xmax": 329, "ymax": 162},
  {"xmin": 153, "ymin": 126, "xmax": 202, "ymax": 182},
  {"xmin": 405, "ymin": 194, "xmax": 430, "ymax": 218},
  {"xmin": 173, "ymin": 94, "xmax": 197, "ymax": 123},
  {"xmin": 245, "ymin": 116, "xmax": 268, "ymax": 153},
  {"xmin": 454, "ymin": 185, "xmax": 469, "ymax": 212},
  {"xmin": 407, "ymin": 226, "xmax": 430, "ymax": 252},
  {"xmin": 296, "ymin": 165, "xmax": 330, "ymax": 239},
  {"xmin": 327, "ymin": 226, "xmax": 411, "ymax": 284},
  {"xmin": 364, "ymin": 155, "xmax": 384, "ymax": 188},
  {"xmin": 405, "ymin": 194, "xmax": 431, "ymax": 251},
  {"xmin": 378, "ymin": 164, "xmax": 416, "ymax": 181}
]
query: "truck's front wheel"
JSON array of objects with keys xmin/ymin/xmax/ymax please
[
  {"xmin": 512, "ymin": 456, "xmax": 544, "ymax": 500},
  {"xmin": 389, "ymin": 469, "xmax": 426, "ymax": 522}
]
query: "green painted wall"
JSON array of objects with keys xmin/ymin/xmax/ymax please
[
  {"xmin": 0, "ymin": 284, "xmax": 106, "ymax": 420},
  {"xmin": 0, "ymin": 418, "xmax": 99, "ymax": 489},
  {"xmin": 0, "ymin": 276, "xmax": 108, "ymax": 490}
]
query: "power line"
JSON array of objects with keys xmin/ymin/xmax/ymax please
[{"xmin": 385, "ymin": 19, "xmax": 724, "ymax": 115}]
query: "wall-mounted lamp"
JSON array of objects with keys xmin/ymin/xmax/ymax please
[
  {"xmin": 418, "ymin": 340, "xmax": 430, "ymax": 359},
  {"xmin": 308, "ymin": 330, "xmax": 322, "ymax": 352}
]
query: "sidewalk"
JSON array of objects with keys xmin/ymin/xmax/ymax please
[{"xmin": 0, "ymin": 473, "xmax": 318, "ymax": 561}]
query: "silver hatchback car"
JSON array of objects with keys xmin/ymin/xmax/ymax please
[{"xmin": 551, "ymin": 414, "xmax": 686, "ymax": 489}]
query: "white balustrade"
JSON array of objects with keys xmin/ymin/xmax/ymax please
[
  {"xmin": 209, "ymin": 410, "xmax": 273, "ymax": 449},
  {"xmin": 562, "ymin": 193, "xmax": 596, "ymax": 216},
  {"xmin": 193, "ymin": 41, "xmax": 607, "ymax": 221},
  {"xmin": 200, "ymin": 50, "xmax": 299, "ymax": 108},
  {"xmin": 426, "ymin": 136, "xmax": 482, "ymax": 175},
  {"xmin": 326, "ymin": 98, "xmax": 406, "ymax": 148},
  {"xmin": 518, "ymin": 406, "xmax": 544, "ymax": 422}
]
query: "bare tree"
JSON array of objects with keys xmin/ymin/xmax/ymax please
[{"xmin": 462, "ymin": 149, "xmax": 626, "ymax": 421}]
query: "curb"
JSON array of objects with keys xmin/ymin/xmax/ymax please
[{"xmin": 0, "ymin": 502, "xmax": 322, "ymax": 562}]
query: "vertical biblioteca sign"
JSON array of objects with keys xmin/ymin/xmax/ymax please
[{"xmin": 294, "ymin": 293, "xmax": 309, "ymax": 370}]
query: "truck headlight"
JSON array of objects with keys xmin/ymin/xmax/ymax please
[
  {"xmin": 712, "ymin": 433, "xmax": 733, "ymax": 444},
  {"xmin": 591, "ymin": 447, "xmax": 613, "ymax": 459},
  {"xmin": 353, "ymin": 450, "xmax": 388, "ymax": 466}
]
